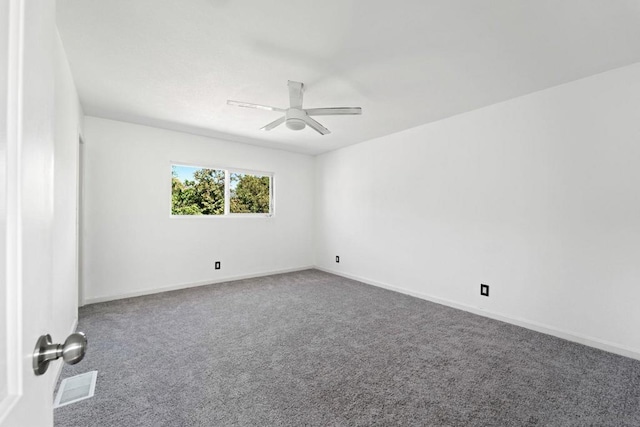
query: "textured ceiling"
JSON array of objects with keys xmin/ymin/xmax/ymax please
[{"xmin": 57, "ymin": 0, "xmax": 640, "ymax": 155}]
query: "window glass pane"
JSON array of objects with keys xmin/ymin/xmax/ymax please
[
  {"xmin": 171, "ymin": 165, "xmax": 225, "ymax": 215},
  {"xmin": 230, "ymin": 172, "xmax": 271, "ymax": 214}
]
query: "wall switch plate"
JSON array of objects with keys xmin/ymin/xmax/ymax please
[
  {"xmin": 336, "ymin": 256, "xmax": 340, "ymax": 263},
  {"xmin": 215, "ymin": 261, "xmax": 221, "ymax": 270},
  {"xmin": 480, "ymin": 284, "xmax": 489, "ymax": 297}
]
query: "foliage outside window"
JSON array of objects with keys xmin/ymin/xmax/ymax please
[
  {"xmin": 230, "ymin": 173, "xmax": 271, "ymax": 213},
  {"xmin": 171, "ymin": 164, "xmax": 272, "ymax": 216}
]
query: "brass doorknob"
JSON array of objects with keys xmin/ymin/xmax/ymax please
[{"xmin": 33, "ymin": 332, "xmax": 87, "ymax": 376}]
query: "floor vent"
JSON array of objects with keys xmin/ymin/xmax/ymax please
[{"xmin": 54, "ymin": 371, "xmax": 98, "ymax": 408}]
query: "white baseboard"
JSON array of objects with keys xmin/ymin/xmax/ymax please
[
  {"xmin": 83, "ymin": 266, "xmax": 315, "ymax": 305},
  {"xmin": 316, "ymin": 267, "xmax": 640, "ymax": 362}
]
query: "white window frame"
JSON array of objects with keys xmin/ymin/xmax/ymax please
[{"xmin": 170, "ymin": 162, "xmax": 275, "ymax": 218}]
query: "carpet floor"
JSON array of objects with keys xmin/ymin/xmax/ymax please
[{"xmin": 54, "ymin": 269, "xmax": 640, "ymax": 426}]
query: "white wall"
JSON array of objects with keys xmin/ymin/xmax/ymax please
[
  {"xmin": 52, "ymin": 31, "xmax": 83, "ymax": 345},
  {"xmin": 316, "ymin": 62, "xmax": 640, "ymax": 359},
  {"xmin": 81, "ymin": 117, "xmax": 315, "ymax": 303}
]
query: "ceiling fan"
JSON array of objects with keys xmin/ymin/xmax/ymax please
[{"xmin": 227, "ymin": 80, "xmax": 362, "ymax": 135}]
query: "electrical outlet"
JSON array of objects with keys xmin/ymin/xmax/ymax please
[
  {"xmin": 336, "ymin": 255, "xmax": 340, "ymax": 263},
  {"xmin": 215, "ymin": 261, "xmax": 221, "ymax": 270},
  {"xmin": 480, "ymin": 284, "xmax": 489, "ymax": 297}
]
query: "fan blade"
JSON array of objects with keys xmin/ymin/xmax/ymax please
[
  {"xmin": 261, "ymin": 116, "xmax": 285, "ymax": 131},
  {"xmin": 303, "ymin": 116, "xmax": 330, "ymax": 135},
  {"xmin": 227, "ymin": 100, "xmax": 285, "ymax": 112},
  {"xmin": 288, "ymin": 80, "xmax": 304, "ymax": 108},
  {"xmin": 305, "ymin": 107, "xmax": 362, "ymax": 116}
]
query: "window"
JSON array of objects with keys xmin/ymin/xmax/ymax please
[
  {"xmin": 171, "ymin": 164, "xmax": 273, "ymax": 216},
  {"xmin": 230, "ymin": 172, "xmax": 271, "ymax": 214}
]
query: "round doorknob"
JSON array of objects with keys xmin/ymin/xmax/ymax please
[
  {"xmin": 62, "ymin": 332, "xmax": 88, "ymax": 365},
  {"xmin": 33, "ymin": 332, "xmax": 88, "ymax": 375}
]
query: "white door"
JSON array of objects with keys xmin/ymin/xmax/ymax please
[{"xmin": 1, "ymin": 1, "xmax": 58, "ymax": 426}]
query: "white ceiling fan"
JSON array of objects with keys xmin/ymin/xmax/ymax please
[{"xmin": 227, "ymin": 80, "xmax": 362, "ymax": 135}]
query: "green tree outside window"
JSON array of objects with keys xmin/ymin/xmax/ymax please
[{"xmin": 171, "ymin": 165, "xmax": 271, "ymax": 216}]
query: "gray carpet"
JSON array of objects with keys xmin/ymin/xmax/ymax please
[{"xmin": 54, "ymin": 269, "xmax": 640, "ymax": 426}]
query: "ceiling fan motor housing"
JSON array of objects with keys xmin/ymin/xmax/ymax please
[{"xmin": 285, "ymin": 108, "xmax": 307, "ymax": 131}]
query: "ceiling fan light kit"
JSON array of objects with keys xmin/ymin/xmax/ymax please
[
  {"xmin": 227, "ymin": 80, "xmax": 362, "ymax": 135},
  {"xmin": 285, "ymin": 108, "xmax": 307, "ymax": 131}
]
